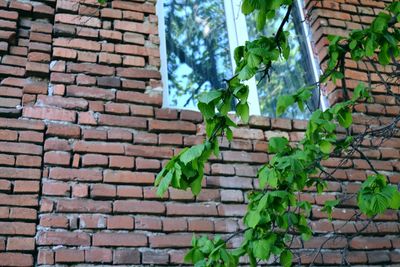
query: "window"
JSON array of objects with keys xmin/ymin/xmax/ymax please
[{"xmin": 157, "ymin": 0, "xmax": 327, "ymax": 119}]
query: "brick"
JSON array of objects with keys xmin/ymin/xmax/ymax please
[
  {"xmin": 0, "ymin": 167, "xmax": 41, "ymax": 179},
  {"xmin": 67, "ymin": 63, "xmax": 114, "ymax": 75},
  {"xmin": 125, "ymin": 145, "xmax": 173, "ymax": 158},
  {"xmin": 150, "ymin": 234, "xmax": 192, "ymax": 248},
  {"xmin": 123, "ymin": 32, "xmax": 145, "ymax": 44},
  {"xmin": 0, "ymin": 253, "xmax": 33, "ymax": 266},
  {"xmin": 98, "ymin": 113, "xmax": 146, "ymax": 129},
  {"xmin": 112, "ymin": 1, "xmax": 156, "ymax": 14},
  {"xmin": 350, "ymin": 237, "xmax": 392, "ymax": 250},
  {"xmin": 83, "ymin": 129, "xmax": 107, "ymax": 140},
  {"xmin": 14, "ymin": 180, "xmax": 39, "ymax": 193},
  {"xmin": 101, "ymin": 8, "xmax": 122, "ymax": 19},
  {"xmin": 23, "ymin": 106, "xmax": 76, "ymax": 122},
  {"xmin": 142, "ymin": 250, "xmax": 169, "ymax": 264},
  {"xmin": 114, "ymin": 200, "xmax": 165, "ymax": 214},
  {"xmin": 55, "ymin": 14, "xmax": 101, "ymax": 28},
  {"xmin": 116, "ymin": 185, "xmax": 142, "ymax": 198},
  {"xmin": 38, "ymin": 250, "xmax": 54, "ymax": 265},
  {"xmin": 135, "ymin": 157, "xmax": 160, "ymax": 170},
  {"xmin": 49, "ymin": 167, "xmax": 102, "ymax": 182},
  {"xmin": 117, "ymin": 91, "xmax": 162, "ymax": 106},
  {"xmin": 57, "ymin": 199, "xmax": 111, "ymax": 213},
  {"xmin": 37, "ymin": 231, "xmax": 90, "ymax": 246},
  {"xmin": 79, "ymin": 214, "xmax": 106, "ymax": 229},
  {"xmin": 149, "ymin": 120, "xmax": 196, "ymax": 133},
  {"xmin": 54, "ymin": 38, "xmax": 100, "ymax": 51},
  {"xmin": 67, "ymin": 85, "xmax": 115, "ymax": 100},
  {"xmin": 74, "ymin": 141, "xmax": 124, "ymax": 154},
  {"xmin": 53, "ymin": 47, "xmax": 77, "ymax": 59},
  {"xmin": 113, "ymin": 249, "xmax": 140, "ymax": 264},
  {"xmin": 82, "ymin": 154, "xmax": 108, "ymax": 167},
  {"xmin": 93, "ymin": 233, "xmax": 147, "ymax": 247},
  {"xmin": 0, "ymin": 222, "xmax": 35, "ymax": 235},
  {"xmin": 72, "ymin": 184, "xmax": 88, "ymax": 197},
  {"xmin": 47, "ymin": 123, "xmax": 80, "ymax": 139},
  {"xmin": 6, "ymin": 237, "xmax": 35, "ymax": 251},
  {"xmin": 108, "ymin": 216, "xmax": 134, "ymax": 229},
  {"xmin": 104, "ymin": 170, "xmax": 155, "ymax": 184},
  {"xmin": 109, "ymin": 156, "xmax": 134, "ymax": 169},
  {"xmin": 55, "ymin": 249, "xmax": 84, "ymax": 263},
  {"xmin": 40, "ymin": 215, "xmax": 68, "ymax": 228},
  {"xmin": 91, "ymin": 184, "xmax": 116, "ymax": 198},
  {"xmin": 13, "ymin": 147, "xmax": 39, "ymax": 161},
  {"xmin": 166, "ymin": 203, "xmax": 218, "ymax": 216},
  {"xmin": 44, "ymin": 151, "xmax": 70, "ymax": 166},
  {"xmin": 85, "ymin": 248, "xmax": 112, "ymax": 263}
]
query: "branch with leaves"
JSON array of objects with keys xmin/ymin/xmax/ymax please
[{"xmin": 151, "ymin": 0, "xmax": 400, "ymax": 266}]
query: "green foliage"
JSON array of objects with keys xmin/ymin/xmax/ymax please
[
  {"xmin": 185, "ymin": 235, "xmax": 238, "ymax": 267},
  {"xmin": 357, "ymin": 174, "xmax": 400, "ymax": 217},
  {"xmin": 153, "ymin": 0, "xmax": 400, "ymax": 266}
]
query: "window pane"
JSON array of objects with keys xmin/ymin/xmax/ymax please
[
  {"xmin": 247, "ymin": 5, "xmax": 318, "ymax": 119},
  {"xmin": 164, "ymin": 0, "xmax": 232, "ymax": 109}
]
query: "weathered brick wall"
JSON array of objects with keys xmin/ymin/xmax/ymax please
[{"xmin": 0, "ymin": 0, "xmax": 398, "ymax": 266}]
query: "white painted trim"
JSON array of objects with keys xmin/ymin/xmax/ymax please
[
  {"xmin": 156, "ymin": 0, "xmax": 170, "ymax": 109},
  {"xmin": 296, "ymin": 0, "xmax": 329, "ymax": 110}
]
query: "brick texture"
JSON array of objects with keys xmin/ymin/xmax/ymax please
[{"xmin": 0, "ymin": 0, "xmax": 397, "ymax": 266}]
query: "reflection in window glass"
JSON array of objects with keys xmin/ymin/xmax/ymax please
[
  {"xmin": 164, "ymin": 0, "xmax": 232, "ymax": 109},
  {"xmin": 247, "ymin": 5, "xmax": 318, "ymax": 119}
]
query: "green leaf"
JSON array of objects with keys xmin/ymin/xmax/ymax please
[
  {"xmin": 258, "ymin": 167, "xmax": 278, "ymax": 189},
  {"xmin": 156, "ymin": 170, "xmax": 173, "ymax": 196},
  {"xmin": 198, "ymin": 102, "xmax": 215, "ymax": 119},
  {"xmin": 241, "ymin": 0, "xmax": 255, "ymax": 15},
  {"xmin": 246, "ymin": 211, "xmax": 261, "ymax": 228},
  {"xmin": 247, "ymin": 53, "xmax": 261, "ymax": 68},
  {"xmin": 337, "ymin": 108, "xmax": 352, "ymax": 128},
  {"xmin": 252, "ymin": 239, "xmax": 271, "ymax": 260},
  {"xmin": 276, "ymin": 95, "xmax": 295, "ymax": 116},
  {"xmin": 236, "ymin": 102, "xmax": 250, "ymax": 123},
  {"xmin": 198, "ymin": 91, "xmax": 222, "ymax": 104},
  {"xmin": 256, "ymin": 9, "xmax": 267, "ymax": 31},
  {"xmin": 280, "ymin": 250, "xmax": 293, "ymax": 267},
  {"xmin": 320, "ymin": 140, "xmax": 333, "ymax": 154},
  {"xmin": 268, "ymin": 137, "xmax": 289, "ymax": 154},
  {"xmin": 238, "ymin": 65, "xmax": 256, "ymax": 80},
  {"xmin": 181, "ymin": 144, "xmax": 205, "ymax": 165}
]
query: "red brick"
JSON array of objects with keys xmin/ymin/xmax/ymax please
[
  {"xmin": 0, "ymin": 253, "xmax": 33, "ymax": 266},
  {"xmin": 85, "ymin": 248, "xmax": 112, "ymax": 263},
  {"xmin": 54, "ymin": 37, "xmax": 100, "ymax": 51},
  {"xmin": 350, "ymin": 237, "xmax": 392, "ymax": 250},
  {"xmin": 135, "ymin": 157, "xmax": 160, "ymax": 170},
  {"xmin": 149, "ymin": 234, "xmax": 192, "ymax": 248},
  {"xmin": 44, "ymin": 151, "xmax": 70, "ymax": 166},
  {"xmin": 93, "ymin": 233, "xmax": 147, "ymax": 247},
  {"xmin": 117, "ymin": 91, "xmax": 162, "ymax": 106},
  {"xmin": 67, "ymin": 62, "xmax": 114, "ymax": 76},
  {"xmin": 108, "ymin": 216, "xmax": 134, "ymax": 229},
  {"xmin": 0, "ymin": 222, "xmax": 35, "ymax": 235},
  {"xmin": 91, "ymin": 184, "xmax": 116, "ymax": 198},
  {"xmin": 14, "ymin": 180, "xmax": 39, "ymax": 193},
  {"xmin": 55, "ymin": 14, "xmax": 101, "ymax": 28},
  {"xmin": 56, "ymin": 199, "xmax": 111, "ymax": 213},
  {"xmin": 0, "ymin": 167, "xmax": 41, "ymax": 179},
  {"xmin": 116, "ymin": 185, "xmax": 142, "ymax": 198},
  {"xmin": 6, "ymin": 237, "xmax": 35, "ymax": 251},
  {"xmin": 79, "ymin": 214, "xmax": 106, "ymax": 229},
  {"xmin": 116, "ymin": 67, "xmax": 161, "ymax": 79},
  {"xmin": 113, "ymin": 249, "xmax": 140, "ymax": 264},
  {"xmin": 42, "ymin": 182, "xmax": 70, "ymax": 196},
  {"xmin": 49, "ymin": 167, "xmax": 102, "ymax": 182},
  {"xmin": 112, "ymin": 1, "xmax": 155, "ymax": 14},
  {"xmin": 55, "ymin": 249, "xmax": 84, "ymax": 263},
  {"xmin": 98, "ymin": 113, "xmax": 147, "ymax": 129},
  {"xmin": 166, "ymin": 203, "xmax": 218, "ymax": 216},
  {"xmin": 38, "ymin": 250, "xmax": 54, "ymax": 265},
  {"xmin": 72, "ymin": 184, "xmax": 88, "ymax": 197},
  {"xmin": 114, "ymin": 200, "xmax": 165, "ymax": 214},
  {"xmin": 82, "ymin": 154, "xmax": 108, "ymax": 167},
  {"xmin": 40, "ymin": 215, "xmax": 68, "ymax": 228},
  {"xmin": 23, "ymin": 106, "xmax": 76, "ymax": 122},
  {"xmin": 74, "ymin": 141, "xmax": 124, "ymax": 154},
  {"xmin": 103, "ymin": 170, "xmax": 153, "ymax": 185},
  {"xmin": 67, "ymin": 85, "xmax": 115, "ymax": 100}
]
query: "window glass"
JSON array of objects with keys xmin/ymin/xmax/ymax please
[
  {"xmin": 246, "ymin": 5, "xmax": 319, "ymax": 119},
  {"xmin": 164, "ymin": 0, "xmax": 232, "ymax": 109}
]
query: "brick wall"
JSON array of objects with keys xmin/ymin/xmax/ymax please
[{"xmin": 0, "ymin": 0, "xmax": 398, "ymax": 266}]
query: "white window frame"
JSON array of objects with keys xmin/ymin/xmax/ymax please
[{"xmin": 157, "ymin": 0, "xmax": 326, "ymax": 115}]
